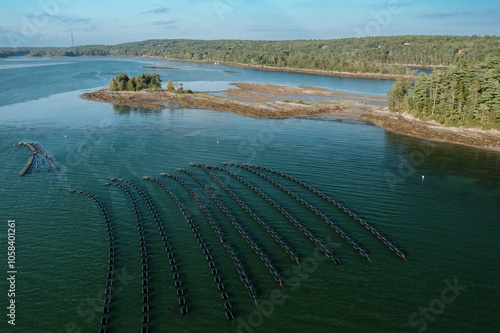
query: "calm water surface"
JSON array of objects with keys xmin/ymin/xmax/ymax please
[{"xmin": 0, "ymin": 57, "xmax": 499, "ymax": 333}]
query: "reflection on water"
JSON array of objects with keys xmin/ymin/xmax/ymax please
[{"xmin": 112, "ymin": 104, "xmax": 162, "ymax": 115}]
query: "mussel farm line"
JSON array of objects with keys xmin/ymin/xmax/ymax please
[
  {"xmin": 194, "ymin": 163, "xmax": 301, "ymax": 265},
  {"xmin": 246, "ymin": 164, "xmax": 407, "ymax": 261},
  {"xmin": 110, "ymin": 183, "xmax": 152, "ymax": 331},
  {"xmin": 210, "ymin": 165, "xmax": 341, "ymax": 265},
  {"xmin": 164, "ymin": 171, "xmax": 255, "ymax": 302},
  {"xmin": 18, "ymin": 142, "xmax": 58, "ymax": 176},
  {"xmin": 161, "ymin": 173, "xmax": 239, "ymax": 319},
  {"xmin": 69, "ymin": 189, "xmax": 114, "ymax": 333},
  {"xmin": 177, "ymin": 168, "xmax": 284, "ymax": 286},
  {"xmin": 114, "ymin": 178, "xmax": 189, "ymax": 317},
  {"xmin": 232, "ymin": 163, "xmax": 371, "ymax": 262},
  {"xmin": 145, "ymin": 176, "xmax": 230, "ymax": 318}
]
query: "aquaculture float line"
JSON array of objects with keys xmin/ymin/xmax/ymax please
[
  {"xmin": 194, "ymin": 163, "xmax": 301, "ymax": 265},
  {"xmin": 246, "ymin": 164, "xmax": 407, "ymax": 260},
  {"xmin": 176, "ymin": 168, "xmax": 284, "ymax": 287},
  {"xmin": 232, "ymin": 163, "xmax": 371, "ymax": 262},
  {"xmin": 70, "ymin": 189, "xmax": 114, "ymax": 333},
  {"xmin": 208, "ymin": 165, "xmax": 341, "ymax": 265}
]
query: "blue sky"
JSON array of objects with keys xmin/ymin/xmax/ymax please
[{"xmin": 0, "ymin": 0, "xmax": 498, "ymax": 47}]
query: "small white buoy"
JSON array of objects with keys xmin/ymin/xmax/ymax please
[
  {"xmin": 217, "ymin": 140, "xmax": 219, "ymax": 145},
  {"xmin": 64, "ymin": 135, "xmax": 67, "ymax": 138},
  {"xmin": 422, "ymin": 175, "xmax": 425, "ymax": 181}
]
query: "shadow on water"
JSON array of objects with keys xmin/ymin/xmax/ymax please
[{"xmin": 384, "ymin": 132, "xmax": 500, "ymax": 191}]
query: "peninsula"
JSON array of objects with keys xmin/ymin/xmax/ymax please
[{"xmin": 81, "ymin": 79, "xmax": 500, "ymax": 152}]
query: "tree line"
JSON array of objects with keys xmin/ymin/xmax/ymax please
[
  {"xmin": 109, "ymin": 73, "xmax": 193, "ymax": 94},
  {"xmin": 2, "ymin": 35, "xmax": 499, "ymax": 74},
  {"xmin": 110, "ymin": 73, "xmax": 161, "ymax": 91},
  {"xmin": 388, "ymin": 57, "xmax": 500, "ymax": 129}
]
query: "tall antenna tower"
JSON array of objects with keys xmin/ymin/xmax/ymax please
[{"xmin": 71, "ymin": 33, "xmax": 74, "ymax": 47}]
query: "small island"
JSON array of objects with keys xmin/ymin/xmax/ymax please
[{"xmin": 81, "ymin": 72, "xmax": 500, "ymax": 152}]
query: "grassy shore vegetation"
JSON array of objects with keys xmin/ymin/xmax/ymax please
[
  {"xmin": 2, "ymin": 36, "xmax": 499, "ymax": 74},
  {"xmin": 388, "ymin": 57, "xmax": 500, "ymax": 129}
]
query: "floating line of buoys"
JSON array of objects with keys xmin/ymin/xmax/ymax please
[
  {"xmin": 110, "ymin": 183, "xmax": 151, "ymax": 330},
  {"xmin": 177, "ymin": 168, "xmax": 284, "ymax": 286},
  {"xmin": 143, "ymin": 176, "xmax": 198, "ymax": 316},
  {"xmin": 18, "ymin": 142, "xmax": 58, "ymax": 176},
  {"xmin": 165, "ymin": 171, "xmax": 257, "ymax": 303},
  {"xmin": 70, "ymin": 189, "xmax": 114, "ymax": 332},
  {"xmin": 115, "ymin": 178, "xmax": 187, "ymax": 315},
  {"xmin": 212, "ymin": 165, "xmax": 341, "ymax": 265},
  {"xmin": 193, "ymin": 163, "xmax": 301, "ymax": 265},
  {"xmin": 161, "ymin": 173, "xmax": 236, "ymax": 319},
  {"xmin": 232, "ymin": 163, "xmax": 371, "ymax": 262},
  {"xmin": 247, "ymin": 164, "xmax": 407, "ymax": 261}
]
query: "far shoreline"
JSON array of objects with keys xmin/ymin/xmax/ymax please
[
  {"xmin": 141, "ymin": 56, "xmax": 419, "ymax": 81},
  {"xmin": 80, "ymin": 83, "xmax": 500, "ymax": 153},
  {"xmin": 0, "ymin": 54, "xmax": 418, "ymax": 81}
]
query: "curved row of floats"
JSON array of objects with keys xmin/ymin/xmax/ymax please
[{"xmin": 71, "ymin": 162, "xmax": 407, "ymax": 332}]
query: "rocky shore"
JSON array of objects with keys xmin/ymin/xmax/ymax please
[{"xmin": 81, "ymin": 84, "xmax": 500, "ymax": 152}]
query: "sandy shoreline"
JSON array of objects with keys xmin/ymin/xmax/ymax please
[{"xmin": 81, "ymin": 84, "xmax": 500, "ymax": 153}]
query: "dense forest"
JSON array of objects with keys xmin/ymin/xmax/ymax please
[
  {"xmin": 1, "ymin": 35, "xmax": 499, "ymax": 74},
  {"xmin": 388, "ymin": 57, "xmax": 500, "ymax": 129}
]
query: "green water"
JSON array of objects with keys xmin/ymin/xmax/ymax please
[{"xmin": 0, "ymin": 57, "xmax": 499, "ymax": 333}]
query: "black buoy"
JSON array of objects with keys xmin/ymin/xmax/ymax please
[
  {"xmin": 142, "ymin": 315, "xmax": 150, "ymax": 323},
  {"xmin": 102, "ymin": 306, "xmax": 110, "ymax": 314},
  {"xmin": 142, "ymin": 287, "xmax": 149, "ymax": 294},
  {"xmin": 181, "ymin": 307, "xmax": 189, "ymax": 316},
  {"xmin": 142, "ymin": 295, "xmax": 149, "ymax": 303},
  {"xmin": 176, "ymin": 289, "xmax": 184, "ymax": 296},
  {"xmin": 178, "ymin": 298, "xmax": 186, "ymax": 305},
  {"xmin": 142, "ymin": 305, "xmax": 150, "ymax": 313},
  {"xmin": 100, "ymin": 316, "xmax": 109, "ymax": 325},
  {"xmin": 226, "ymin": 311, "xmax": 234, "ymax": 320}
]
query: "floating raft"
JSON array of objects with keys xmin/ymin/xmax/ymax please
[{"xmin": 18, "ymin": 142, "xmax": 58, "ymax": 176}]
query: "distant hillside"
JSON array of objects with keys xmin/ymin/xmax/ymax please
[{"xmin": 1, "ymin": 36, "xmax": 499, "ymax": 74}]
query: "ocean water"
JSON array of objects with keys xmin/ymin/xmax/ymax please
[{"xmin": 0, "ymin": 57, "xmax": 499, "ymax": 333}]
